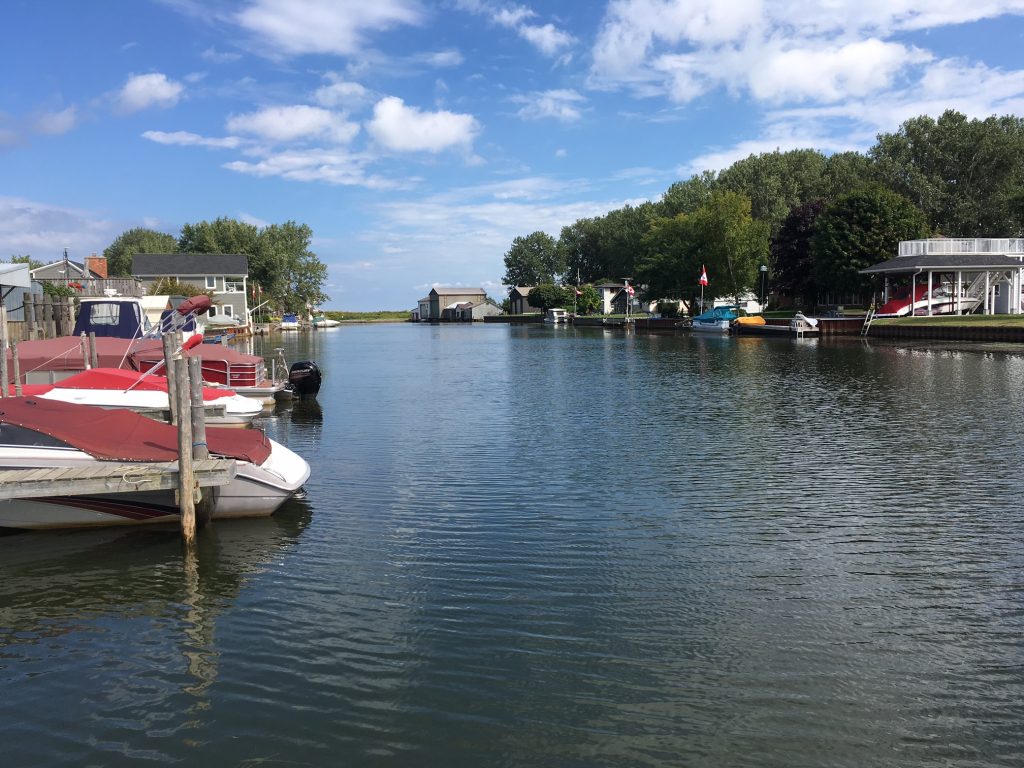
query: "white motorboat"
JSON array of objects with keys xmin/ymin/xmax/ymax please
[
  {"xmin": 689, "ymin": 306, "xmax": 737, "ymax": 332},
  {"xmin": 12, "ymin": 367, "xmax": 263, "ymax": 427},
  {"xmin": 312, "ymin": 314, "xmax": 340, "ymax": 328},
  {"xmin": 279, "ymin": 312, "xmax": 300, "ymax": 330},
  {"xmin": 0, "ymin": 398, "xmax": 310, "ymax": 529},
  {"xmin": 544, "ymin": 308, "xmax": 568, "ymax": 324}
]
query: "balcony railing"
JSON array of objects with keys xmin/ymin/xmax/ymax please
[{"xmin": 899, "ymin": 239, "xmax": 1024, "ymax": 257}]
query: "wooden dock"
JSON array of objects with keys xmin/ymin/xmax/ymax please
[{"xmin": 0, "ymin": 459, "xmax": 237, "ymax": 501}]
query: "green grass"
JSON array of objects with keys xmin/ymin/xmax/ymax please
[
  {"xmin": 320, "ymin": 310, "xmax": 409, "ymax": 322},
  {"xmin": 873, "ymin": 314, "xmax": 1024, "ymax": 327}
]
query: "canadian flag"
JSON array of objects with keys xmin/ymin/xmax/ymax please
[
  {"xmin": 699, "ymin": 266, "xmax": 709, "ymax": 286},
  {"xmin": 626, "ymin": 284, "xmax": 635, "ymax": 296}
]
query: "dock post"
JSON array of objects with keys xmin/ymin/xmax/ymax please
[
  {"xmin": 188, "ymin": 356, "xmax": 214, "ymax": 528},
  {"xmin": 44, "ymin": 296, "xmax": 57, "ymax": 339},
  {"xmin": 80, "ymin": 332, "xmax": 91, "ymax": 370},
  {"xmin": 24, "ymin": 293, "xmax": 36, "ymax": 340},
  {"xmin": 0, "ymin": 305, "xmax": 8, "ymax": 397},
  {"xmin": 174, "ymin": 351, "xmax": 196, "ymax": 544},
  {"xmin": 11, "ymin": 341, "xmax": 21, "ymax": 396},
  {"xmin": 162, "ymin": 334, "xmax": 178, "ymax": 425},
  {"xmin": 89, "ymin": 332, "xmax": 98, "ymax": 369}
]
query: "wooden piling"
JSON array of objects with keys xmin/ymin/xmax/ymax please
[
  {"xmin": 162, "ymin": 334, "xmax": 178, "ymax": 425},
  {"xmin": 173, "ymin": 352, "xmax": 196, "ymax": 544},
  {"xmin": 189, "ymin": 356, "xmax": 214, "ymax": 528},
  {"xmin": 88, "ymin": 331, "xmax": 98, "ymax": 369},
  {"xmin": 80, "ymin": 333, "xmax": 90, "ymax": 370},
  {"xmin": 11, "ymin": 342, "xmax": 21, "ymax": 396},
  {"xmin": 24, "ymin": 293, "xmax": 37, "ymax": 340},
  {"xmin": 0, "ymin": 305, "xmax": 8, "ymax": 396}
]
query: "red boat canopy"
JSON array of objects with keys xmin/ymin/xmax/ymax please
[
  {"xmin": 0, "ymin": 398, "xmax": 271, "ymax": 464},
  {"xmin": 51, "ymin": 367, "xmax": 238, "ymax": 399},
  {"xmin": 177, "ymin": 295, "xmax": 212, "ymax": 315}
]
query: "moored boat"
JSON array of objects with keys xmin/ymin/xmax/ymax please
[
  {"xmin": 690, "ymin": 306, "xmax": 737, "ymax": 332},
  {"xmin": 279, "ymin": 312, "xmax": 300, "ymax": 330},
  {"xmin": 0, "ymin": 397, "xmax": 310, "ymax": 529},
  {"xmin": 312, "ymin": 314, "xmax": 340, "ymax": 328},
  {"xmin": 9, "ymin": 367, "xmax": 263, "ymax": 427}
]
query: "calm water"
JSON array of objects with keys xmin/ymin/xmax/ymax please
[{"xmin": 2, "ymin": 324, "xmax": 1023, "ymax": 767}]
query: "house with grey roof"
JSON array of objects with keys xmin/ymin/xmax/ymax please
[
  {"xmin": 508, "ymin": 286, "xmax": 539, "ymax": 315},
  {"xmin": 428, "ymin": 287, "xmax": 486, "ymax": 320},
  {"xmin": 133, "ymin": 253, "xmax": 250, "ymax": 324}
]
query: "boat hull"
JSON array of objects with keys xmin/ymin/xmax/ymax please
[{"xmin": 690, "ymin": 319, "xmax": 732, "ymax": 332}]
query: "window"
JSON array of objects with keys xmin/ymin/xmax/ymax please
[
  {"xmin": 224, "ymin": 278, "xmax": 244, "ymax": 292},
  {"xmin": 222, "ymin": 305, "xmax": 234, "ymax": 317},
  {"xmin": 88, "ymin": 302, "xmax": 120, "ymax": 326},
  {"xmin": 206, "ymin": 276, "xmax": 217, "ymax": 290},
  {"xmin": 208, "ymin": 305, "xmax": 218, "ymax": 317}
]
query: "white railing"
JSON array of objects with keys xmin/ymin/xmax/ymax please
[{"xmin": 899, "ymin": 238, "xmax": 1024, "ymax": 257}]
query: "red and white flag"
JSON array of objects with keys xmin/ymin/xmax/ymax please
[
  {"xmin": 626, "ymin": 284, "xmax": 634, "ymax": 296},
  {"xmin": 698, "ymin": 266, "xmax": 709, "ymax": 286}
]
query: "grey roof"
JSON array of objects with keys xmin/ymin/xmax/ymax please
[
  {"xmin": 132, "ymin": 253, "xmax": 248, "ymax": 276},
  {"xmin": 509, "ymin": 285, "xmax": 534, "ymax": 295},
  {"xmin": 861, "ymin": 253, "xmax": 1024, "ymax": 274},
  {"xmin": 429, "ymin": 286, "xmax": 486, "ymax": 296}
]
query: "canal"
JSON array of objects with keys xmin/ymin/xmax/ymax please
[{"xmin": 1, "ymin": 324, "xmax": 1022, "ymax": 766}]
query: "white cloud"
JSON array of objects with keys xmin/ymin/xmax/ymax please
[
  {"xmin": 115, "ymin": 73, "xmax": 184, "ymax": 113},
  {"xmin": 32, "ymin": 106, "xmax": 77, "ymax": 135},
  {"xmin": 747, "ymin": 39, "xmax": 929, "ymax": 103},
  {"xmin": 236, "ymin": 0, "xmax": 424, "ymax": 56},
  {"xmin": 416, "ymin": 49, "xmax": 464, "ymax": 67},
  {"xmin": 518, "ymin": 23, "xmax": 575, "ymax": 56},
  {"xmin": 201, "ymin": 47, "xmax": 242, "ymax": 63},
  {"xmin": 313, "ymin": 78, "xmax": 371, "ymax": 108},
  {"xmin": 223, "ymin": 147, "xmax": 400, "ymax": 189},
  {"xmin": 142, "ymin": 130, "xmax": 241, "ymax": 149},
  {"xmin": 0, "ymin": 196, "xmax": 114, "ymax": 258},
  {"xmin": 588, "ymin": 0, "xmax": 1024, "ymax": 107},
  {"xmin": 367, "ymin": 96, "xmax": 479, "ymax": 152},
  {"xmin": 512, "ymin": 89, "xmax": 586, "ymax": 121},
  {"xmin": 239, "ymin": 212, "xmax": 270, "ymax": 227},
  {"xmin": 226, "ymin": 105, "xmax": 360, "ymax": 144},
  {"xmin": 459, "ymin": 1, "xmax": 574, "ymax": 56}
]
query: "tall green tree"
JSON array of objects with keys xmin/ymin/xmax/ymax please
[
  {"xmin": 556, "ymin": 218, "xmax": 603, "ymax": 284},
  {"xmin": 636, "ymin": 214, "xmax": 698, "ymax": 301},
  {"xmin": 810, "ymin": 185, "xmax": 928, "ymax": 297},
  {"xmin": 716, "ymin": 149, "xmax": 827, "ymax": 235},
  {"xmin": 687, "ymin": 191, "xmax": 769, "ymax": 304},
  {"xmin": 658, "ymin": 171, "xmax": 717, "ymax": 218},
  {"xmin": 178, "ymin": 217, "xmax": 328, "ymax": 312},
  {"xmin": 594, "ymin": 203, "xmax": 657, "ymax": 281},
  {"xmin": 870, "ymin": 110, "xmax": 1024, "ymax": 236},
  {"xmin": 103, "ymin": 228, "xmax": 178, "ymax": 276},
  {"xmin": 771, "ymin": 200, "xmax": 825, "ymax": 304},
  {"xmin": 526, "ymin": 283, "xmax": 574, "ymax": 312},
  {"xmin": 502, "ymin": 231, "xmax": 562, "ymax": 285}
]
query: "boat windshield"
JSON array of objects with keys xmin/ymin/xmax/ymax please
[{"xmin": 0, "ymin": 423, "xmax": 73, "ymax": 449}]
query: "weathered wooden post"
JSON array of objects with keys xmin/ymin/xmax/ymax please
[
  {"xmin": 188, "ymin": 356, "xmax": 214, "ymax": 528},
  {"xmin": 11, "ymin": 341, "xmax": 22, "ymax": 396},
  {"xmin": 23, "ymin": 293, "xmax": 36, "ymax": 340},
  {"xmin": 0, "ymin": 305, "xmax": 8, "ymax": 398},
  {"xmin": 80, "ymin": 332, "xmax": 91, "ymax": 370},
  {"xmin": 44, "ymin": 296, "xmax": 57, "ymax": 339},
  {"xmin": 88, "ymin": 331, "xmax": 98, "ymax": 369},
  {"xmin": 162, "ymin": 334, "xmax": 178, "ymax": 425},
  {"xmin": 174, "ymin": 350, "xmax": 196, "ymax": 544},
  {"xmin": 63, "ymin": 296, "xmax": 75, "ymax": 335}
]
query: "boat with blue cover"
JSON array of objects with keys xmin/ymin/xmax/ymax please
[{"xmin": 689, "ymin": 305, "xmax": 737, "ymax": 333}]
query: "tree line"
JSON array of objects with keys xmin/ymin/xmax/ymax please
[
  {"xmin": 502, "ymin": 110, "xmax": 1024, "ymax": 311},
  {"xmin": 10, "ymin": 217, "xmax": 328, "ymax": 313}
]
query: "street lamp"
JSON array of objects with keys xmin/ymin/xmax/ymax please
[{"xmin": 759, "ymin": 265, "xmax": 768, "ymax": 312}]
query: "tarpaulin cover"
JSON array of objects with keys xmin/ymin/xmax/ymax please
[
  {"xmin": 50, "ymin": 367, "xmax": 238, "ymax": 399},
  {"xmin": 6, "ymin": 337, "xmax": 145, "ymax": 378},
  {"xmin": 130, "ymin": 344, "xmax": 263, "ymax": 366},
  {"xmin": 0, "ymin": 397, "xmax": 271, "ymax": 464}
]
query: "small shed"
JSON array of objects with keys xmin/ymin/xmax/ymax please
[
  {"xmin": 1, "ymin": 263, "xmax": 35, "ymax": 321},
  {"xmin": 508, "ymin": 286, "xmax": 539, "ymax": 315},
  {"xmin": 456, "ymin": 301, "xmax": 502, "ymax": 321}
]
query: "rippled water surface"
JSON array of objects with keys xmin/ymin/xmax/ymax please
[{"xmin": 2, "ymin": 324, "xmax": 1024, "ymax": 767}]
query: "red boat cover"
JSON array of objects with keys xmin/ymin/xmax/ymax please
[
  {"xmin": 0, "ymin": 398, "xmax": 272, "ymax": 464},
  {"xmin": 130, "ymin": 343, "xmax": 263, "ymax": 366},
  {"xmin": 6, "ymin": 337, "xmax": 145, "ymax": 378},
  {"xmin": 177, "ymin": 295, "xmax": 212, "ymax": 315},
  {"xmin": 50, "ymin": 368, "xmax": 238, "ymax": 400}
]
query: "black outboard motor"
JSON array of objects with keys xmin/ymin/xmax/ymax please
[{"xmin": 288, "ymin": 360, "xmax": 322, "ymax": 397}]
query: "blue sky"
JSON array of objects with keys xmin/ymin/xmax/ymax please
[{"xmin": 3, "ymin": 1, "xmax": 1024, "ymax": 310}]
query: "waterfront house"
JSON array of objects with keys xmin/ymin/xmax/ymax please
[
  {"xmin": 596, "ymin": 282, "xmax": 629, "ymax": 314},
  {"xmin": 508, "ymin": 286, "xmax": 540, "ymax": 315},
  {"xmin": 861, "ymin": 238, "xmax": 1024, "ymax": 315},
  {"xmin": 455, "ymin": 301, "xmax": 502, "ymax": 321},
  {"xmin": 428, "ymin": 287, "xmax": 486, "ymax": 320},
  {"xmin": 413, "ymin": 296, "xmax": 431, "ymax": 321},
  {"xmin": 133, "ymin": 253, "xmax": 250, "ymax": 324}
]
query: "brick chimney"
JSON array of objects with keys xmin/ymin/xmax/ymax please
[{"xmin": 85, "ymin": 254, "xmax": 108, "ymax": 279}]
